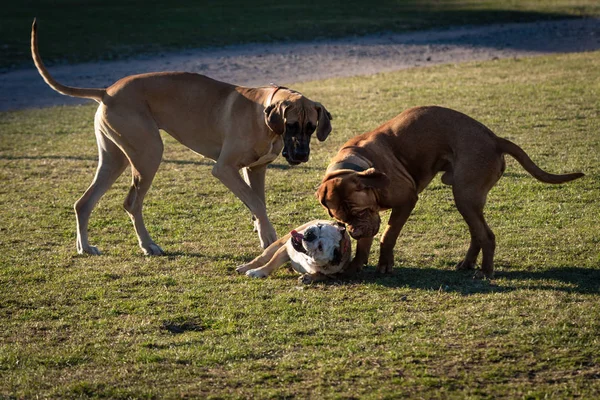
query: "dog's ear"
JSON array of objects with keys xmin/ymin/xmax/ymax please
[
  {"xmin": 356, "ymin": 168, "xmax": 390, "ymax": 190},
  {"xmin": 332, "ymin": 248, "xmax": 342, "ymax": 265},
  {"xmin": 264, "ymin": 101, "xmax": 289, "ymax": 135},
  {"xmin": 315, "ymin": 102, "xmax": 332, "ymax": 142},
  {"xmin": 316, "ymin": 183, "xmax": 327, "ymax": 207},
  {"xmin": 315, "ymin": 184, "xmax": 334, "ymax": 218}
]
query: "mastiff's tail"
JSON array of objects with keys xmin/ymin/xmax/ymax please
[{"xmin": 497, "ymin": 137, "xmax": 584, "ymax": 184}]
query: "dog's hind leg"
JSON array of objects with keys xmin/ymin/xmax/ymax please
[
  {"xmin": 122, "ymin": 136, "xmax": 165, "ymax": 256},
  {"xmin": 75, "ymin": 130, "xmax": 128, "ymax": 255},
  {"xmin": 245, "ymin": 245, "xmax": 290, "ymax": 278},
  {"xmin": 451, "ymin": 161, "xmax": 502, "ymax": 279},
  {"xmin": 236, "ymin": 236, "xmax": 286, "ymax": 273},
  {"xmin": 101, "ymin": 110, "xmax": 166, "ymax": 256}
]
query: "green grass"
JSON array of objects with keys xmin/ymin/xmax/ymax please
[
  {"xmin": 3, "ymin": 0, "xmax": 600, "ymax": 70},
  {"xmin": 1, "ymin": 52, "xmax": 599, "ymax": 398}
]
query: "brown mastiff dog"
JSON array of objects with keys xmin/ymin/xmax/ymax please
[
  {"xmin": 31, "ymin": 20, "xmax": 332, "ymax": 255},
  {"xmin": 316, "ymin": 106, "xmax": 584, "ymax": 279}
]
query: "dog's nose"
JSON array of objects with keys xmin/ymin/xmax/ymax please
[{"xmin": 294, "ymin": 150, "xmax": 309, "ymax": 162}]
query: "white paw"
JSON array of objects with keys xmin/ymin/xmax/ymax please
[
  {"xmin": 142, "ymin": 243, "xmax": 165, "ymax": 256},
  {"xmin": 246, "ymin": 269, "xmax": 269, "ymax": 279},
  {"xmin": 257, "ymin": 225, "xmax": 277, "ymax": 249}
]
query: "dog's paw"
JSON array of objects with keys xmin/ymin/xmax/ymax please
[
  {"xmin": 346, "ymin": 258, "xmax": 365, "ymax": 274},
  {"xmin": 298, "ymin": 274, "xmax": 319, "ymax": 285},
  {"xmin": 456, "ymin": 260, "xmax": 476, "ymax": 271},
  {"xmin": 246, "ymin": 269, "xmax": 269, "ymax": 279},
  {"xmin": 78, "ymin": 245, "xmax": 102, "ymax": 256},
  {"xmin": 236, "ymin": 264, "xmax": 252, "ymax": 274},
  {"xmin": 257, "ymin": 225, "xmax": 277, "ymax": 249},
  {"xmin": 473, "ymin": 269, "xmax": 494, "ymax": 280},
  {"xmin": 142, "ymin": 243, "xmax": 165, "ymax": 256},
  {"xmin": 376, "ymin": 257, "xmax": 394, "ymax": 274}
]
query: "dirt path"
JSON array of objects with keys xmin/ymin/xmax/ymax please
[{"xmin": 2, "ymin": 18, "xmax": 599, "ymax": 112}]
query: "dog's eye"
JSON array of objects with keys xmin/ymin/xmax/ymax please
[{"xmin": 306, "ymin": 123, "xmax": 316, "ymax": 134}]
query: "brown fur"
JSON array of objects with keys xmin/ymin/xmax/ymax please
[
  {"xmin": 31, "ymin": 20, "xmax": 332, "ymax": 255},
  {"xmin": 317, "ymin": 106, "xmax": 584, "ymax": 279}
]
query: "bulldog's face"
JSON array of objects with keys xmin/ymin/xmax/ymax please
[
  {"xmin": 264, "ymin": 96, "xmax": 332, "ymax": 165},
  {"xmin": 291, "ymin": 222, "xmax": 348, "ymax": 267},
  {"xmin": 316, "ymin": 169, "xmax": 390, "ymax": 239}
]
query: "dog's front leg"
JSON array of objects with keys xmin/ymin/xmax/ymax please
[
  {"xmin": 245, "ymin": 245, "xmax": 289, "ymax": 278},
  {"xmin": 378, "ymin": 203, "xmax": 415, "ymax": 273},
  {"xmin": 236, "ymin": 236, "xmax": 287, "ymax": 273},
  {"xmin": 212, "ymin": 162, "xmax": 277, "ymax": 248},
  {"xmin": 242, "ymin": 164, "xmax": 268, "ymax": 233},
  {"xmin": 344, "ymin": 236, "xmax": 374, "ymax": 275}
]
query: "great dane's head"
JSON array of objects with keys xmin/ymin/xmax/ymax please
[
  {"xmin": 264, "ymin": 90, "xmax": 332, "ymax": 165},
  {"xmin": 316, "ymin": 169, "xmax": 390, "ymax": 239}
]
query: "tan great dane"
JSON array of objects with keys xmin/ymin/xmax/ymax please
[
  {"xmin": 31, "ymin": 20, "xmax": 332, "ymax": 255},
  {"xmin": 317, "ymin": 106, "xmax": 584, "ymax": 279}
]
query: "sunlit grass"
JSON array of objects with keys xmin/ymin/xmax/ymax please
[{"xmin": 1, "ymin": 52, "xmax": 599, "ymax": 398}]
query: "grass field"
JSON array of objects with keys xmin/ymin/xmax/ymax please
[
  {"xmin": 3, "ymin": 0, "xmax": 600, "ymax": 70},
  {"xmin": 1, "ymin": 50, "xmax": 599, "ymax": 398}
]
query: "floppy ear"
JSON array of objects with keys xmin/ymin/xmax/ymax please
[
  {"xmin": 264, "ymin": 101, "xmax": 289, "ymax": 135},
  {"xmin": 356, "ymin": 168, "xmax": 390, "ymax": 190},
  {"xmin": 315, "ymin": 102, "xmax": 332, "ymax": 142},
  {"xmin": 315, "ymin": 183, "xmax": 328, "ymax": 208}
]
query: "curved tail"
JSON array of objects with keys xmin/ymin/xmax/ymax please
[
  {"xmin": 31, "ymin": 19, "xmax": 105, "ymax": 103},
  {"xmin": 497, "ymin": 137, "xmax": 584, "ymax": 184}
]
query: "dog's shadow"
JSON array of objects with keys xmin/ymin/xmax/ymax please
[{"xmin": 330, "ymin": 263, "xmax": 600, "ymax": 296}]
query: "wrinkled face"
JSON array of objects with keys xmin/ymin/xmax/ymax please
[
  {"xmin": 316, "ymin": 170, "xmax": 388, "ymax": 239},
  {"xmin": 264, "ymin": 96, "xmax": 332, "ymax": 165},
  {"xmin": 300, "ymin": 223, "xmax": 345, "ymax": 266},
  {"xmin": 282, "ymin": 105, "xmax": 318, "ymax": 165}
]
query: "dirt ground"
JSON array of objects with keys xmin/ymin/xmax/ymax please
[{"xmin": 1, "ymin": 18, "xmax": 599, "ymax": 111}]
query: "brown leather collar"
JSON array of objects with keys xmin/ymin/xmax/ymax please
[
  {"xmin": 266, "ymin": 84, "xmax": 287, "ymax": 107},
  {"xmin": 327, "ymin": 161, "xmax": 366, "ymax": 173},
  {"xmin": 326, "ymin": 148, "xmax": 373, "ymax": 174}
]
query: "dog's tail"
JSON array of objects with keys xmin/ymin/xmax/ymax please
[
  {"xmin": 497, "ymin": 137, "xmax": 584, "ymax": 184},
  {"xmin": 31, "ymin": 19, "xmax": 105, "ymax": 103}
]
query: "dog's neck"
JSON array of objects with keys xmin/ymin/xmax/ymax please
[
  {"xmin": 265, "ymin": 84, "xmax": 300, "ymax": 107},
  {"xmin": 326, "ymin": 150, "xmax": 372, "ymax": 174}
]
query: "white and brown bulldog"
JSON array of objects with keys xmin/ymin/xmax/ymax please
[{"xmin": 236, "ymin": 220, "xmax": 352, "ymax": 284}]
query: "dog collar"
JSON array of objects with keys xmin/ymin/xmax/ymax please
[
  {"xmin": 266, "ymin": 84, "xmax": 286, "ymax": 107},
  {"xmin": 332, "ymin": 234, "xmax": 350, "ymax": 266},
  {"xmin": 327, "ymin": 161, "xmax": 366, "ymax": 173}
]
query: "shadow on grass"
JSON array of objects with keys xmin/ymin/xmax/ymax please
[{"xmin": 339, "ymin": 264, "xmax": 600, "ymax": 295}]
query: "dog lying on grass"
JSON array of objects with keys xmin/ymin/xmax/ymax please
[{"xmin": 236, "ymin": 220, "xmax": 352, "ymax": 284}]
